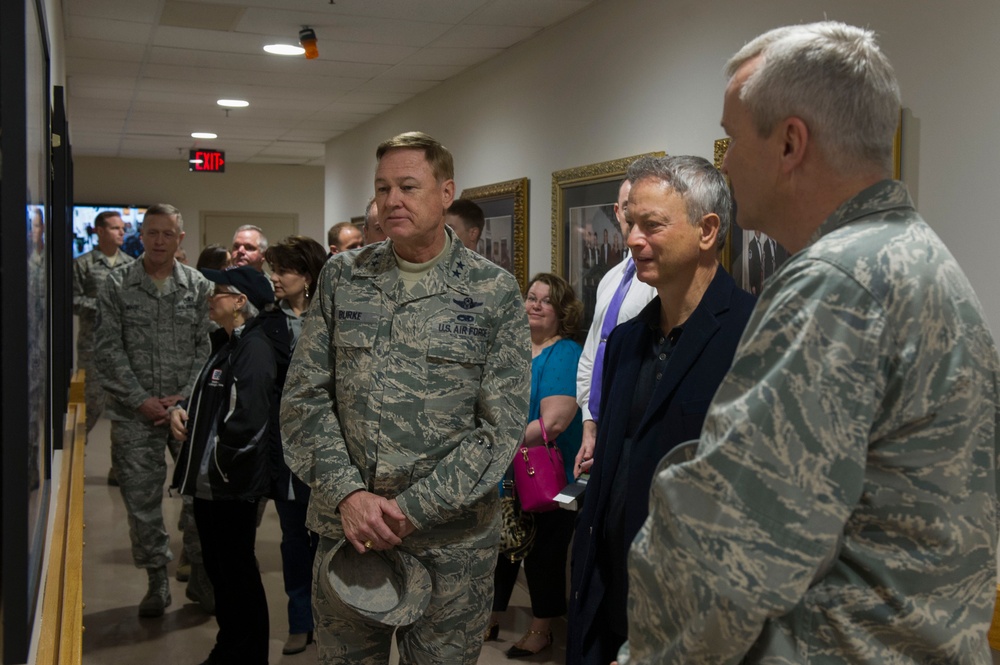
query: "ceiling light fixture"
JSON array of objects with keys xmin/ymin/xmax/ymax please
[
  {"xmin": 299, "ymin": 27, "xmax": 319, "ymax": 59},
  {"xmin": 191, "ymin": 132, "xmax": 217, "ymax": 139},
  {"xmin": 264, "ymin": 43, "xmax": 305, "ymax": 56},
  {"xmin": 217, "ymin": 99, "xmax": 249, "ymax": 108}
]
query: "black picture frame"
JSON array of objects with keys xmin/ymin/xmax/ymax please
[{"xmin": 1, "ymin": 0, "xmax": 53, "ymax": 661}]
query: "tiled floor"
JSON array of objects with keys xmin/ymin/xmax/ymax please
[{"xmin": 81, "ymin": 416, "xmax": 567, "ymax": 665}]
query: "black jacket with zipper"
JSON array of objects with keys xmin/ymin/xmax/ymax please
[{"xmin": 173, "ymin": 317, "xmax": 277, "ymax": 501}]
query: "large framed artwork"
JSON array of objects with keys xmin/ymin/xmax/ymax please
[
  {"xmin": 716, "ymin": 115, "xmax": 902, "ymax": 295},
  {"xmin": 2, "ymin": 0, "xmax": 53, "ymax": 661},
  {"xmin": 551, "ymin": 153, "xmax": 664, "ymax": 330},
  {"xmin": 460, "ymin": 177, "xmax": 529, "ymax": 292}
]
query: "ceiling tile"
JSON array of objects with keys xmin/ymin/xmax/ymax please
[
  {"xmin": 431, "ymin": 23, "xmax": 539, "ymax": 49},
  {"xmin": 62, "ymin": 0, "xmax": 598, "ymax": 162},
  {"xmin": 66, "ymin": 15, "xmax": 154, "ymax": 44},
  {"xmin": 405, "ymin": 46, "xmax": 503, "ymax": 67},
  {"xmin": 378, "ymin": 63, "xmax": 466, "ymax": 81},
  {"xmin": 66, "ymin": 0, "xmax": 162, "ymax": 23},
  {"xmin": 467, "ymin": 0, "xmax": 595, "ymax": 27},
  {"xmin": 159, "ymin": 1, "xmax": 246, "ymax": 31}
]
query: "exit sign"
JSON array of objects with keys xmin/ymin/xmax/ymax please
[{"xmin": 189, "ymin": 149, "xmax": 226, "ymax": 173}]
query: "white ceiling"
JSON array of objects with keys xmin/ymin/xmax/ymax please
[{"xmin": 63, "ymin": 0, "xmax": 597, "ymax": 166}]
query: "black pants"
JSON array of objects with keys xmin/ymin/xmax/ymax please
[
  {"xmin": 493, "ymin": 508, "xmax": 576, "ymax": 617},
  {"xmin": 194, "ymin": 497, "xmax": 269, "ymax": 665}
]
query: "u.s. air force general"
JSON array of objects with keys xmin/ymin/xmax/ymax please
[{"xmin": 280, "ymin": 131, "xmax": 530, "ymax": 665}]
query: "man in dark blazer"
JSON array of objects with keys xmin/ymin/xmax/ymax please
[{"xmin": 567, "ymin": 155, "xmax": 756, "ymax": 665}]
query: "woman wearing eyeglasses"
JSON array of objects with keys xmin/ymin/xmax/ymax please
[
  {"xmin": 488, "ymin": 272, "xmax": 584, "ymax": 659},
  {"xmin": 170, "ymin": 266, "xmax": 277, "ymax": 665}
]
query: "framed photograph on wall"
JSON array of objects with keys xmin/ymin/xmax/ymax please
[
  {"xmin": 460, "ymin": 177, "xmax": 529, "ymax": 293},
  {"xmin": 714, "ymin": 138, "xmax": 788, "ymax": 295},
  {"xmin": 2, "ymin": 0, "xmax": 53, "ymax": 660},
  {"xmin": 551, "ymin": 152, "xmax": 664, "ymax": 330}
]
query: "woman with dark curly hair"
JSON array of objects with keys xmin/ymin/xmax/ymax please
[
  {"xmin": 261, "ymin": 235, "xmax": 328, "ymax": 656},
  {"xmin": 487, "ymin": 272, "xmax": 584, "ymax": 658}
]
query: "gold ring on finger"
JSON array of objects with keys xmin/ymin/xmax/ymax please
[{"xmin": 364, "ymin": 539, "xmax": 374, "ymax": 550}]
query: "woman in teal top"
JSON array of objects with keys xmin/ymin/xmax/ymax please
[{"xmin": 489, "ymin": 273, "xmax": 583, "ymax": 658}]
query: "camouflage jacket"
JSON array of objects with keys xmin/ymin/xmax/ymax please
[
  {"xmin": 73, "ymin": 248, "xmax": 134, "ymax": 363},
  {"xmin": 280, "ymin": 228, "xmax": 531, "ymax": 548},
  {"xmin": 94, "ymin": 257, "xmax": 213, "ymax": 421},
  {"xmin": 620, "ymin": 180, "xmax": 1000, "ymax": 664}
]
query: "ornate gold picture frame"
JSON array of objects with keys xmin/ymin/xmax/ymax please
[
  {"xmin": 551, "ymin": 152, "xmax": 664, "ymax": 329},
  {"xmin": 460, "ymin": 177, "xmax": 529, "ymax": 292}
]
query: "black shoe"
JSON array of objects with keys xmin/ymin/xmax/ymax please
[
  {"xmin": 505, "ymin": 630, "xmax": 552, "ymax": 659},
  {"xmin": 484, "ymin": 621, "xmax": 500, "ymax": 642},
  {"xmin": 282, "ymin": 631, "xmax": 314, "ymax": 655}
]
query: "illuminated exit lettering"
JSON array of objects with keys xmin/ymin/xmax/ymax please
[{"xmin": 188, "ymin": 149, "xmax": 226, "ymax": 173}]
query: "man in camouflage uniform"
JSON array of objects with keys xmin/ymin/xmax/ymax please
[
  {"xmin": 73, "ymin": 210, "xmax": 133, "ymax": 434},
  {"xmin": 94, "ymin": 203, "xmax": 213, "ymax": 617},
  {"xmin": 281, "ymin": 131, "xmax": 530, "ymax": 665},
  {"xmin": 617, "ymin": 22, "xmax": 1000, "ymax": 665}
]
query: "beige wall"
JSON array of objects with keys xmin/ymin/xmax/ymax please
[
  {"xmin": 323, "ymin": 0, "xmax": 1000, "ymax": 336},
  {"xmin": 73, "ymin": 157, "xmax": 325, "ymax": 255}
]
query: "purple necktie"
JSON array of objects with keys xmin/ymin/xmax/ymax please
[{"xmin": 589, "ymin": 258, "xmax": 636, "ymax": 419}]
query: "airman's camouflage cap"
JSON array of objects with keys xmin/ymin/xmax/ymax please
[{"xmin": 318, "ymin": 539, "xmax": 432, "ymax": 626}]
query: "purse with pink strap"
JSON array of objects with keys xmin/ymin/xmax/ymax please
[{"xmin": 511, "ymin": 417, "xmax": 567, "ymax": 512}]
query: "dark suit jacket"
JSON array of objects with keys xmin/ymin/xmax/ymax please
[{"xmin": 567, "ymin": 267, "xmax": 756, "ymax": 665}]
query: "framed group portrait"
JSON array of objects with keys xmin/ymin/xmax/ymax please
[
  {"xmin": 459, "ymin": 177, "xmax": 529, "ymax": 292},
  {"xmin": 714, "ymin": 138, "xmax": 789, "ymax": 295},
  {"xmin": 551, "ymin": 152, "xmax": 664, "ymax": 330}
]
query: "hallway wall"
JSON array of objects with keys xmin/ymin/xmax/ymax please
[
  {"xmin": 73, "ymin": 157, "xmax": 325, "ymax": 254},
  {"xmin": 321, "ymin": 0, "xmax": 1000, "ymax": 335}
]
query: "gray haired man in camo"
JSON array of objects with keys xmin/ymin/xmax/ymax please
[
  {"xmin": 94, "ymin": 203, "xmax": 213, "ymax": 617},
  {"xmin": 616, "ymin": 21, "xmax": 1000, "ymax": 665},
  {"xmin": 281, "ymin": 131, "xmax": 530, "ymax": 665}
]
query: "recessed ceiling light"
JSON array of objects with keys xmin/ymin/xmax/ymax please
[
  {"xmin": 192, "ymin": 132, "xmax": 217, "ymax": 139},
  {"xmin": 217, "ymin": 99, "xmax": 249, "ymax": 108},
  {"xmin": 264, "ymin": 44, "xmax": 305, "ymax": 56}
]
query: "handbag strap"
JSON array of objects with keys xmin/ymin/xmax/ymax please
[{"xmin": 539, "ymin": 416, "xmax": 550, "ymax": 445}]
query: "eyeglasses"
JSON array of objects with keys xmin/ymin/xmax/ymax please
[
  {"xmin": 209, "ymin": 290, "xmax": 237, "ymax": 299},
  {"xmin": 525, "ymin": 294, "xmax": 553, "ymax": 308}
]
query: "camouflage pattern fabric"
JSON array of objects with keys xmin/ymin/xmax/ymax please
[
  {"xmin": 281, "ymin": 226, "xmax": 531, "ymax": 548},
  {"xmin": 94, "ymin": 257, "xmax": 212, "ymax": 569},
  {"xmin": 281, "ymin": 227, "xmax": 530, "ymax": 662},
  {"xmin": 73, "ymin": 248, "xmax": 134, "ymax": 431},
  {"xmin": 93, "ymin": 257, "xmax": 212, "ymax": 420},
  {"xmin": 619, "ymin": 180, "xmax": 1000, "ymax": 664},
  {"xmin": 111, "ymin": 420, "xmax": 174, "ymax": 568},
  {"xmin": 312, "ymin": 536, "xmax": 495, "ymax": 665}
]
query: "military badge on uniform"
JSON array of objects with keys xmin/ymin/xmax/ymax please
[{"xmin": 453, "ymin": 296, "xmax": 483, "ymax": 310}]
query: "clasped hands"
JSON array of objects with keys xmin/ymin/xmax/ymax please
[
  {"xmin": 140, "ymin": 394, "xmax": 185, "ymax": 427},
  {"xmin": 339, "ymin": 489, "xmax": 416, "ymax": 554}
]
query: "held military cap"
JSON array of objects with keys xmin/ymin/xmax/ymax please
[
  {"xmin": 318, "ymin": 539, "xmax": 432, "ymax": 626},
  {"xmin": 200, "ymin": 265, "xmax": 274, "ymax": 311}
]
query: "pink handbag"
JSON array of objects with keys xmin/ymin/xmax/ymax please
[{"xmin": 512, "ymin": 418, "xmax": 567, "ymax": 512}]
